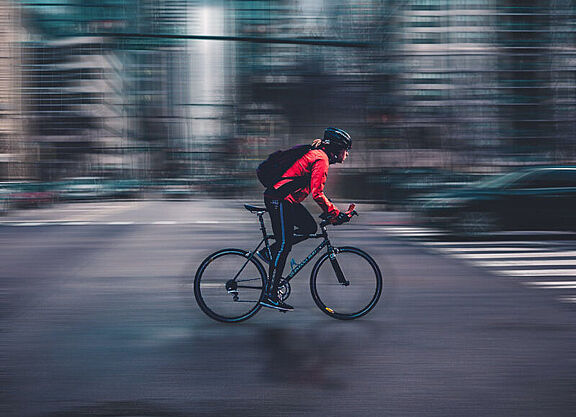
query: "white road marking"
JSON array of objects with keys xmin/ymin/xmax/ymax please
[
  {"xmin": 452, "ymin": 251, "xmax": 576, "ymax": 259},
  {"xmin": 525, "ymin": 281, "xmax": 576, "ymax": 287},
  {"xmin": 436, "ymin": 247, "xmax": 544, "ymax": 253},
  {"xmin": 497, "ymin": 269, "xmax": 576, "ymax": 277},
  {"xmin": 0, "ymin": 220, "xmax": 254, "ymax": 226},
  {"xmin": 421, "ymin": 240, "xmax": 548, "ymax": 246},
  {"xmin": 558, "ymin": 296, "xmax": 576, "ymax": 303},
  {"xmin": 472, "ymin": 259, "xmax": 576, "ymax": 267},
  {"xmin": 382, "ymin": 227, "xmax": 443, "ymax": 236}
]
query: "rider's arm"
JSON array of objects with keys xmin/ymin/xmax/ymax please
[{"xmin": 310, "ymin": 157, "xmax": 340, "ymax": 217}]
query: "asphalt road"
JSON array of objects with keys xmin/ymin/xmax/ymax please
[{"xmin": 1, "ymin": 200, "xmax": 575, "ymax": 417}]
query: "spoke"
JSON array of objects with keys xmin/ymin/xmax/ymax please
[
  {"xmin": 237, "ymin": 277, "xmax": 262, "ymax": 283},
  {"xmin": 237, "ymin": 285, "xmax": 263, "ymax": 290}
]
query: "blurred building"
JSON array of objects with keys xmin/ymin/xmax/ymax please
[
  {"xmin": 20, "ymin": 36, "xmax": 137, "ymax": 179},
  {"xmin": 394, "ymin": 0, "xmax": 576, "ymax": 169},
  {"xmin": 15, "ymin": 0, "xmax": 189, "ymax": 180},
  {"xmin": 395, "ymin": 0, "xmax": 500, "ymax": 169},
  {"xmin": 549, "ymin": 0, "xmax": 576, "ymax": 161},
  {"xmin": 232, "ymin": 0, "xmax": 299, "ymax": 150},
  {"xmin": 0, "ymin": 1, "xmax": 28, "ymax": 179}
]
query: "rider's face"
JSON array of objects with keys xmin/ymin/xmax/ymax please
[{"xmin": 338, "ymin": 149, "xmax": 349, "ymax": 163}]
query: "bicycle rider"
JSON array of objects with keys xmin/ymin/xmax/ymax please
[{"xmin": 258, "ymin": 127, "xmax": 353, "ymax": 311}]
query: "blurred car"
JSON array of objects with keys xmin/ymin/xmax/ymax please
[
  {"xmin": 58, "ymin": 177, "xmax": 115, "ymax": 201},
  {"xmin": 9, "ymin": 182, "xmax": 59, "ymax": 208},
  {"xmin": 103, "ymin": 179, "xmax": 146, "ymax": 200},
  {"xmin": 0, "ymin": 181, "xmax": 59, "ymax": 211},
  {"xmin": 417, "ymin": 166, "xmax": 576, "ymax": 235}
]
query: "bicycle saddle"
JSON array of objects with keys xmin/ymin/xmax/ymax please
[{"xmin": 244, "ymin": 204, "xmax": 268, "ymax": 213}]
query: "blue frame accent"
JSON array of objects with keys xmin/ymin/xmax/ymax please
[{"xmin": 284, "ymin": 239, "xmax": 329, "ymax": 282}]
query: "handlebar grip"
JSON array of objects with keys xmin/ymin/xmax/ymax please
[{"xmin": 319, "ymin": 203, "xmax": 358, "ymax": 227}]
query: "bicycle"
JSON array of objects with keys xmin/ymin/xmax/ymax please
[{"xmin": 194, "ymin": 203, "xmax": 383, "ymax": 323}]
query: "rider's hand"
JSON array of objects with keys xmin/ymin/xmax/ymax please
[{"xmin": 331, "ymin": 211, "xmax": 350, "ymax": 226}]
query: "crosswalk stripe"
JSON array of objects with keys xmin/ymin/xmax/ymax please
[
  {"xmin": 452, "ymin": 251, "xmax": 576, "ymax": 259},
  {"xmin": 496, "ymin": 269, "xmax": 576, "ymax": 277},
  {"xmin": 380, "ymin": 227, "xmax": 443, "ymax": 236},
  {"xmin": 436, "ymin": 247, "xmax": 544, "ymax": 253},
  {"xmin": 525, "ymin": 281, "xmax": 576, "ymax": 287},
  {"xmin": 472, "ymin": 259, "xmax": 576, "ymax": 267},
  {"xmin": 421, "ymin": 240, "xmax": 545, "ymax": 246}
]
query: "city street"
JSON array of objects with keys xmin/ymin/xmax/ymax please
[{"xmin": 1, "ymin": 200, "xmax": 576, "ymax": 417}]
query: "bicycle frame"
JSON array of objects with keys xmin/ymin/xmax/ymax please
[{"xmin": 237, "ymin": 210, "xmax": 348, "ymax": 286}]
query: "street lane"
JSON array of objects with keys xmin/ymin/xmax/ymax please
[{"xmin": 1, "ymin": 201, "xmax": 576, "ymax": 417}]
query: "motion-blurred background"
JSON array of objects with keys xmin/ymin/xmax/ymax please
[{"xmin": 1, "ymin": 0, "xmax": 576, "ymax": 219}]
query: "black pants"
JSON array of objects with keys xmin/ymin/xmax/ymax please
[{"xmin": 264, "ymin": 196, "xmax": 317, "ymax": 297}]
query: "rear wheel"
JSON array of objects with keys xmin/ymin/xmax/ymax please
[
  {"xmin": 310, "ymin": 247, "xmax": 382, "ymax": 320},
  {"xmin": 194, "ymin": 249, "xmax": 266, "ymax": 323}
]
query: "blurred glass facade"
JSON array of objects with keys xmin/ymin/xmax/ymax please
[{"xmin": 1, "ymin": 0, "xmax": 576, "ymax": 199}]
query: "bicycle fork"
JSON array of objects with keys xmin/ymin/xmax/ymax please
[{"xmin": 328, "ymin": 248, "xmax": 350, "ymax": 286}]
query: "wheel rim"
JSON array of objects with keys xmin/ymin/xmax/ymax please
[
  {"xmin": 311, "ymin": 248, "xmax": 382, "ymax": 319},
  {"xmin": 195, "ymin": 250, "xmax": 265, "ymax": 322}
]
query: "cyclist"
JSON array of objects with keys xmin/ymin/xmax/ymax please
[{"xmin": 259, "ymin": 127, "xmax": 352, "ymax": 311}]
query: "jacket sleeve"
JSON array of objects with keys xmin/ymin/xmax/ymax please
[{"xmin": 310, "ymin": 157, "xmax": 340, "ymax": 217}]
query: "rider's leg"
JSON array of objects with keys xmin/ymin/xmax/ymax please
[
  {"xmin": 266, "ymin": 202, "xmax": 315, "ymax": 258},
  {"xmin": 291, "ymin": 202, "xmax": 317, "ymax": 245},
  {"xmin": 264, "ymin": 197, "xmax": 294, "ymax": 300}
]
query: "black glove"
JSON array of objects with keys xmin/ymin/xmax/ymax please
[{"xmin": 331, "ymin": 212, "xmax": 350, "ymax": 226}]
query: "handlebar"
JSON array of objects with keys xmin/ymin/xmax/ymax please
[{"xmin": 319, "ymin": 203, "xmax": 358, "ymax": 228}]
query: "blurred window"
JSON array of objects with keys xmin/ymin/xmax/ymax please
[{"xmin": 539, "ymin": 170, "xmax": 576, "ymax": 188}]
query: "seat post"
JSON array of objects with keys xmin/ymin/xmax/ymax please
[{"xmin": 257, "ymin": 212, "xmax": 268, "ymax": 240}]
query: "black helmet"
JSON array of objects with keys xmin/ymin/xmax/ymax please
[{"xmin": 322, "ymin": 127, "xmax": 352, "ymax": 150}]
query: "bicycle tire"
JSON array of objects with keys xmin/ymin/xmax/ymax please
[
  {"xmin": 194, "ymin": 248, "xmax": 266, "ymax": 323},
  {"xmin": 310, "ymin": 246, "xmax": 382, "ymax": 320}
]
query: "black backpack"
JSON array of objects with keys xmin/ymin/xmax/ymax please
[{"xmin": 257, "ymin": 144, "xmax": 312, "ymax": 189}]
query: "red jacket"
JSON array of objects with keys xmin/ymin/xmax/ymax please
[{"xmin": 270, "ymin": 149, "xmax": 340, "ymax": 216}]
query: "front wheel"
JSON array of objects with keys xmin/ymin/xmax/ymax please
[
  {"xmin": 194, "ymin": 248, "xmax": 266, "ymax": 323},
  {"xmin": 310, "ymin": 247, "xmax": 382, "ymax": 320}
]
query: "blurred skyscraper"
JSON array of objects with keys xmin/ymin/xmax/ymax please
[
  {"xmin": 394, "ymin": 0, "xmax": 576, "ymax": 168},
  {"xmin": 0, "ymin": 1, "xmax": 27, "ymax": 179}
]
